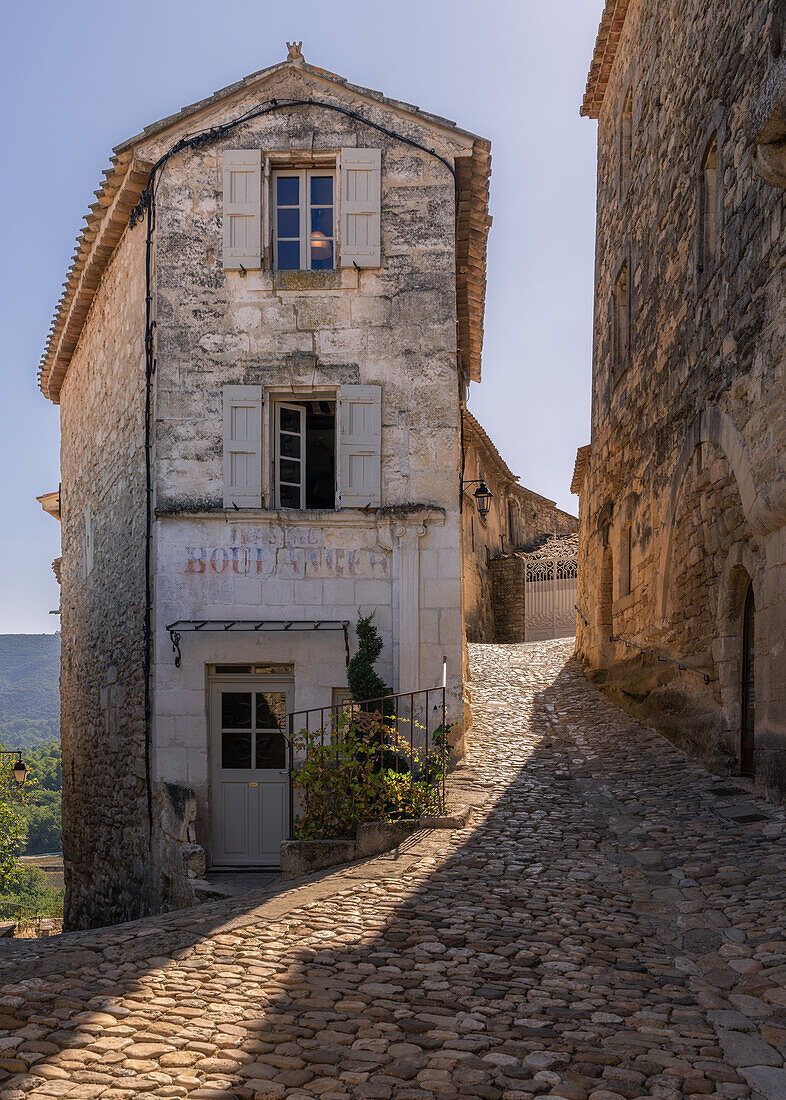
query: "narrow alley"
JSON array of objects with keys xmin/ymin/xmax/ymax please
[{"xmin": 1, "ymin": 641, "xmax": 785, "ymax": 1100}]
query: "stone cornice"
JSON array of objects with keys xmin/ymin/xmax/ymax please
[{"xmin": 581, "ymin": 0, "xmax": 631, "ymax": 120}]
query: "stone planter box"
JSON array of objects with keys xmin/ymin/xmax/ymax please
[{"xmin": 280, "ymin": 807, "xmax": 470, "ymax": 881}]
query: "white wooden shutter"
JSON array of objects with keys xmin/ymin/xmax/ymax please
[
  {"xmin": 338, "ymin": 385, "xmax": 382, "ymax": 508},
  {"xmin": 222, "ymin": 150, "xmax": 262, "ymax": 270},
  {"xmin": 340, "ymin": 149, "xmax": 381, "ymax": 268},
  {"xmin": 223, "ymin": 385, "xmax": 263, "ymax": 508}
]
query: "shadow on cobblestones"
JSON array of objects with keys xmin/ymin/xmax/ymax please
[{"xmin": 2, "ymin": 641, "xmax": 786, "ymax": 1099}]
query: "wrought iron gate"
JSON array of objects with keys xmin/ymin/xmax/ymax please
[{"xmin": 522, "ymin": 538, "xmax": 578, "ymax": 642}]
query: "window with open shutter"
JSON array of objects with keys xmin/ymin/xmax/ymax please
[
  {"xmin": 222, "ymin": 150, "xmax": 262, "ymax": 270},
  {"xmin": 340, "ymin": 149, "xmax": 381, "ymax": 268},
  {"xmin": 223, "ymin": 386, "xmax": 263, "ymax": 508},
  {"xmin": 338, "ymin": 385, "xmax": 381, "ymax": 508}
]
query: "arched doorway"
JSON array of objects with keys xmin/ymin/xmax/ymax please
[{"xmin": 741, "ymin": 581, "xmax": 755, "ymax": 775}]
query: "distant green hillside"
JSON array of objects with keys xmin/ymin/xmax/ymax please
[{"xmin": 0, "ymin": 635, "xmax": 60, "ymax": 750}]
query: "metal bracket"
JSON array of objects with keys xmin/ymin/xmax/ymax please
[{"xmin": 169, "ymin": 629, "xmax": 182, "ymax": 669}]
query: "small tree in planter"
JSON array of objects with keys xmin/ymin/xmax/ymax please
[{"xmin": 347, "ymin": 612, "xmax": 389, "ymax": 706}]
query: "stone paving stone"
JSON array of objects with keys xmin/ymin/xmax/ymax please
[{"xmin": 1, "ymin": 641, "xmax": 786, "ymax": 1097}]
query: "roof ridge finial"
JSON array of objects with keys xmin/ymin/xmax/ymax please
[{"xmin": 286, "ymin": 41, "xmax": 304, "ymax": 63}]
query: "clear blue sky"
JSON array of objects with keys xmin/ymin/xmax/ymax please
[{"xmin": 0, "ymin": 0, "xmax": 600, "ymax": 634}]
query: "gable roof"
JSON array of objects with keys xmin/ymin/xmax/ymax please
[
  {"xmin": 39, "ymin": 55, "xmax": 491, "ymax": 402},
  {"xmin": 580, "ymin": 0, "xmax": 631, "ymax": 119}
]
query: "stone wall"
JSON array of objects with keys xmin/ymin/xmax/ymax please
[
  {"xmin": 57, "ymin": 225, "xmax": 152, "ymax": 930},
  {"xmin": 576, "ymin": 0, "xmax": 786, "ymax": 800},
  {"xmin": 140, "ymin": 68, "xmax": 473, "ymax": 892},
  {"xmin": 489, "ymin": 556, "xmax": 525, "ymax": 643},
  {"xmin": 462, "ymin": 416, "xmax": 577, "ymax": 642},
  {"xmin": 52, "ymin": 58, "xmax": 488, "ymax": 926}
]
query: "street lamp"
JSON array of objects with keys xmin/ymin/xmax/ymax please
[
  {"xmin": 463, "ymin": 479, "xmax": 493, "ymax": 517},
  {"xmin": 1, "ymin": 752, "xmax": 28, "ymax": 786}
]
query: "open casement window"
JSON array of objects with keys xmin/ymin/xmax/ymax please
[
  {"xmin": 222, "ymin": 151, "xmax": 262, "ymax": 270},
  {"xmin": 340, "ymin": 149, "xmax": 381, "ymax": 268},
  {"xmin": 272, "ymin": 397, "xmax": 337, "ymax": 510},
  {"xmin": 223, "ymin": 386, "xmax": 263, "ymax": 508},
  {"xmin": 338, "ymin": 385, "xmax": 382, "ymax": 508},
  {"xmin": 269, "ymin": 386, "xmax": 381, "ymax": 510},
  {"xmin": 274, "ymin": 403, "xmax": 307, "ymax": 508},
  {"xmin": 273, "ymin": 170, "xmax": 336, "ymax": 271}
]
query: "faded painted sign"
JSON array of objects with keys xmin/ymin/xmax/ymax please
[{"xmin": 186, "ymin": 545, "xmax": 389, "ymax": 578}]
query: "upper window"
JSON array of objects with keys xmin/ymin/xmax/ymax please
[
  {"xmin": 612, "ymin": 261, "xmax": 630, "ymax": 377},
  {"xmin": 619, "ymin": 86, "xmax": 633, "ymax": 194},
  {"xmin": 698, "ymin": 135, "xmax": 719, "ymax": 275},
  {"xmin": 274, "ymin": 170, "xmax": 335, "ymax": 272}
]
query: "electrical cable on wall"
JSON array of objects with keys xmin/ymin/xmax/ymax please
[{"xmin": 129, "ymin": 96, "xmax": 463, "ymax": 848}]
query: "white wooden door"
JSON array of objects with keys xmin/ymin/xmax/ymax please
[{"xmin": 210, "ymin": 678, "xmax": 292, "ymax": 866}]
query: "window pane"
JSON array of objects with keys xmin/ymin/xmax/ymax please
[
  {"xmin": 280, "ymin": 432, "xmax": 301, "ymax": 459},
  {"xmin": 256, "ymin": 691, "xmax": 287, "ymax": 731},
  {"xmin": 311, "ymin": 208, "xmax": 333, "ymax": 237},
  {"xmin": 277, "ymin": 208, "xmax": 300, "ymax": 238},
  {"xmin": 311, "ymin": 239, "xmax": 334, "ymax": 270},
  {"xmin": 221, "ymin": 692, "xmax": 252, "ymax": 729},
  {"xmin": 256, "ymin": 732, "xmax": 286, "ymax": 770},
  {"xmin": 280, "ymin": 458, "xmax": 301, "ymax": 485},
  {"xmin": 310, "ymin": 176, "xmax": 333, "ymax": 205},
  {"xmin": 277, "ymin": 176, "xmax": 299, "ymax": 205},
  {"xmin": 222, "ymin": 730, "xmax": 252, "ymax": 769},
  {"xmin": 279, "ymin": 482, "xmax": 301, "ymax": 508},
  {"xmin": 279, "ymin": 408, "xmax": 302, "ymax": 434},
  {"xmin": 277, "ymin": 240, "xmax": 300, "ymax": 271}
]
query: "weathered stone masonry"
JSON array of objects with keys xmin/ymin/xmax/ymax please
[
  {"xmin": 575, "ymin": 0, "xmax": 786, "ymax": 801},
  {"xmin": 39, "ymin": 54, "xmax": 491, "ymax": 929}
]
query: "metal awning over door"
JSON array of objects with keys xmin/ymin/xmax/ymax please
[{"xmin": 166, "ymin": 619, "xmax": 350, "ymax": 668}]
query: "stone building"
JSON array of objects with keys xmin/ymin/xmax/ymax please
[
  {"xmin": 37, "ymin": 48, "xmax": 492, "ymax": 929},
  {"xmin": 461, "ymin": 411, "xmax": 577, "ymax": 642},
  {"xmin": 574, "ymin": 1, "xmax": 786, "ymax": 801}
]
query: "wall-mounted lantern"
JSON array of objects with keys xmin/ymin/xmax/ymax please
[
  {"xmin": 463, "ymin": 479, "xmax": 493, "ymax": 517},
  {"xmin": 1, "ymin": 751, "xmax": 29, "ymax": 786}
]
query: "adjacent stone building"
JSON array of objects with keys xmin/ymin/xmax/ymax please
[
  {"xmin": 38, "ymin": 49, "xmax": 492, "ymax": 928},
  {"xmin": 461, "ymin": 411, "xmax": 577, "ymax": 642},
  {"xmin": 574, "ymin": 1, "xmax": 786, "ymax": 801}
]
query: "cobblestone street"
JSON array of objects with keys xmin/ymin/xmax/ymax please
[{"xmin": 2, "ymin": 640, "xmax": 786, "ymax": 1100}]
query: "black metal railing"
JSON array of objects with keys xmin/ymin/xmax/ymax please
[
  {"xmin": 609, "ymin": 634, "xmax": 713, "ymax": 684},
  {"xmin": 284, "ymin": 660, "xmax": 448, "ymax": 839},
  {"xmin": 575, "ymin": 605, "xmax": 712, "ymax": 685}
]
